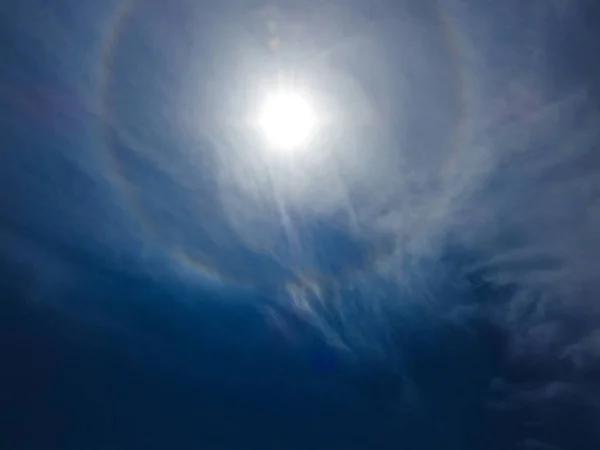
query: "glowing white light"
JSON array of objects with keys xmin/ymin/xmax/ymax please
[{"xmin": 258, "ymin": 90, "xmax": 316, "ymax": 152}]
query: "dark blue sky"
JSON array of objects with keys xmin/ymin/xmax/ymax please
[{"xmin": 2, "ymin": 1, "xmax": 600, "ymax": 449}]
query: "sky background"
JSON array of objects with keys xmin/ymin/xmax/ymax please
[{"xmin": 1, "ymin": 1, "xmax": 600, "ymax": 449}]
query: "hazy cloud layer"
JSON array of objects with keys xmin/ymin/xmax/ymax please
[{"xmin": 2, "ymin": 0, "xmax": 600, "ymax": 448}]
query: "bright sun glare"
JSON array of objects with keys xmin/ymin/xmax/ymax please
[{"xmin": 258, "ymin": 90, "xmax": 316, "ymax": 152}]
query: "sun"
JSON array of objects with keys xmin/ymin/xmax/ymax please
[{"xmin": 258, "ymin": 90, "xmax": 317, "ymax": 152}]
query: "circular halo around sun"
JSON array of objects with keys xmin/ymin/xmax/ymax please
[{"xmin": 257, "ymin": 90, "xmax": 317, "ymax": 152}]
